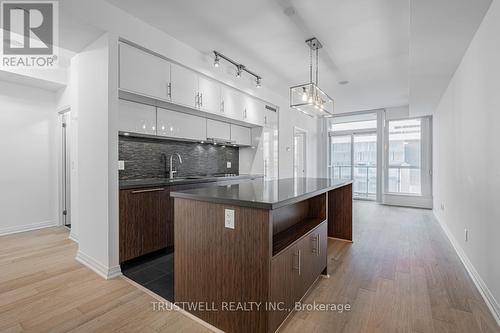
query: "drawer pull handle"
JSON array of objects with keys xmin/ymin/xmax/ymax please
[
  {"xmin": 131, "ymin": 188, "xmax": 165, "ymax": 194},
  {"xmin": 293, "ymin": 250, "xmax": 301, "ymax": 275},
  {"xmin": 311, "ymin": 235, "xmax": 320, "ymax": 256}
]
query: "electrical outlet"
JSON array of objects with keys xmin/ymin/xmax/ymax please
[
  {"xmin": 464, "ymin": 228, "xmax": 468, "ymax": 242},
  {"xmin": 118, "ymin": 160, "xmax": 125, "ymax": 170},
  {"xmin": 224, "ymin": 209, "xmax": 235, "ymax": 229},
  {"xmin": 227, "ymin": 161, "xmax": 231, "ymax": 168}
]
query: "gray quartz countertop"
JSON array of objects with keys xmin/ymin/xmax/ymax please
[
  {"xmin": 170, "ymin": 178, "xmax": 353, "ymax": 209},
  {"xmin": 119, "ymin": 174, "xmax": 263, "ymax": 190}
]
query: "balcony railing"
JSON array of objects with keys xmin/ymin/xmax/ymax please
[{"xmin": 328, "ymin": 165, "xmax": 376, "ymax": 199}]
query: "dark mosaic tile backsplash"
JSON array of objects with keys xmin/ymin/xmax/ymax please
[{"xmin": 119, "ymin": 136, "xmax": 239, "ymax": 180}]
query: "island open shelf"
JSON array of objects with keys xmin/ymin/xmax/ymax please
[{"xmin": 271, "ymin": 192, "xmax": 327, "ymax": 256}]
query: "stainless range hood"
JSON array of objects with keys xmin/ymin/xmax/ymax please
[{"xmin": 206, "ymin": 137, "xmax": 236, "ymax": 146}]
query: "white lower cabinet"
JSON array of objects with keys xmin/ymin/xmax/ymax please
[
  {"xmin": 157, "ymin": 107, "xmax": 206, "ymax": 141},
  {"xmin": 230, "ymin": 124, "xmax": 251, "ymax": 146},
  {"xmin": 118, "ymin": 99, "xmax": 157, "ymax": 135},
  {"xmin": 206, "ymin": 119, "xmax": 231, "ymax": 141}
]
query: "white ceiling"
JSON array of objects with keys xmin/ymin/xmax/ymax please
[
  {"xmin": 105, "ymin": 0, "xmax": 410, "ymax": 113},
  {"xmin": 409, "ymin": 0, "xmax": 491, "ymax": 116},
  {"xmin": 69, "ymin": 0, "xmax": 491, "ymax": 115}
]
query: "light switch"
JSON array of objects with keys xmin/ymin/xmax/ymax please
[
  {"xmin": 227, "ymin": 161, "xmax": 232, "ymax": 168},
  {"xmin": 118, "ymin": 160, "xmax": 125, "ymax": 170},
  {"xmin": 225, "ymin": 209, "xmax": 235, "ymax": 229}
]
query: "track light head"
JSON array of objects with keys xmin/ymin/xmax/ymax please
[
  {"xmin": 256, "ymin": 77, "xmax": 261, "ymax": 88},
  {"xmin": 236, "ymin": 65, "xmax": 243, "ymax": 78},
  {"xmin": 214, "ymin": 52, "xmax": 220, "ymax": 67}
]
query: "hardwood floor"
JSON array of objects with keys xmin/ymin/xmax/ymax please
[
  {"xmin": 280, "ymin": 201, "xmax": 499, "ymax": 333},
  {"xmin": 0, "ymin": 202, "xmax": 498, "ymax": 332},
  {"xmin": 0, "ymin": 227, "xmax": 209, "ymax": 333}
]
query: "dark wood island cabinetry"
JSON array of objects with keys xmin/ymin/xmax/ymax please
[{"xmin": 171, "ymin": 178, "xmax": 352, "ymax": 333}]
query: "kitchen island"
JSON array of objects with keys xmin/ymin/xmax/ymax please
[{"xmin": 171, "ymin": 178, "xmax": 353, "ymax": 333}]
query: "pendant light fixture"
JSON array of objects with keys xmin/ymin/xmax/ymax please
[{"xmin": 289, "ymin": 37, "xmax": 334, "ymax": 117}]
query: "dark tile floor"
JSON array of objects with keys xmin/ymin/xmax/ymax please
[{"xmin": 121, "ymin": 249, "xmax": 174, "ymax": 301}]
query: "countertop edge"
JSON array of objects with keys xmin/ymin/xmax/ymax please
[
  {"xmin": 170, "ymin": 180, "xmax": 353, "ymax": 210},
  {"xmin": 119, "ymin": 175, "xmax": 263, "ymax": 190}
]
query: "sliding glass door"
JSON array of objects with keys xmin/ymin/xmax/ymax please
[
  {"xmin": 329, "ymin": 135, "xmax": 352, "ymax": 182},
  {"xmin": 329, "ymin": 132, "xmax": 377, "ymax": 200},
  {"xmin": 353, "ymin": 133, "xmax": 377, "ymax": 199}
]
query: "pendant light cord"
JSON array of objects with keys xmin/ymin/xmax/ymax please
[
  {"xmin": 309, "ymin": 47, "xmax": 313, "ymax": 83},
  {"xmin": 315, "ymin": 48, "xmax": 319, "ymax": 85}
]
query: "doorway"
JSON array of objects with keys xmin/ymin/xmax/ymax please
[
  {"xmin": 60, "ymin": 111, "xmax": 71, "ymax": 228},
  {"xmin": 293, "ymin": 128, "xmax": 307, "ymax": 179}
]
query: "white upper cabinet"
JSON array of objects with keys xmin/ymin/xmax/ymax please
[
  {"xmin": 119, "ymin": 43, "xmax": 170, "ymax": 100},
  {"xmin": 230, "ymin": 124, "xmax": 251, "ymax": 146},
  {"xmin": 206, "ymin": 119, "xmax": 231, "ymax": 141},
  {"xmin": 157, "ymin": 107, "xmax": 206, "ymax": 141},
  {"xmin": 118, "ymin": 44, "xmax": 279, "ymax": 130},
  {"xmin": 197, "ymin": 76, "xmax": 221, "ymax": 114},
  {"xmin": 221, "ymin": 87, "xmax": 244, "ymax": 121},
  {"xmin": 118, "ymin": 99, "xmax": 157, "ymax": 135},
  {"xmin": 243, "ymin": 96, "xmax": 265, "ymax": 126},
  {"xmin": 170, "ymin": 63, "xmax": 198, "ymax": 108}
]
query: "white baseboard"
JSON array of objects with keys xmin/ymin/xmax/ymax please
[
  {"xmin": 0, "ymin": 220, "xmax": 58, "ymax": 236},
  {"xmin": 75, "ymin": 250, "xmax": 122, "ymax": 280},
  {"xmin": 68, "ymin": 231, "xmax": 78, "ymax": 243},
  {"xmin": 434, "ymin": 211, "xmax": 500, "ymax": 327}
]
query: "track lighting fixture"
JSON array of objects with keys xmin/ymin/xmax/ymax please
[{"xmin": 213, "ymin": 51, "xmax": 262, "ymax": 87}]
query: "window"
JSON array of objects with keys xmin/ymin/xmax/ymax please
[{"xmin": 387, "ymin": 119, "xmax": 421, "ymax": 195}]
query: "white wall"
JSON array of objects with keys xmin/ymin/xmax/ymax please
[
  {"xmin": 74, "ymin": 33, "xmax": 120, "ymax": 279},
  {"xmin": 433, "ymin": 0, "xmax": 500, "ymax": 323},
  {"xmin": 0, "ymin": 81, "xmax": 58, "ymax": 235}
]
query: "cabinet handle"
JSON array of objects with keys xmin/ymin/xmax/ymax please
[
  {"xmin": 244, "ymin": 108, "xmax": 247, "ymax": 118},
  {"xmin": 293, "ymin": 250, "xmax": 301, "ymax": 275},
  {"xmin": 200, "ymin": 93, "xmax": 203, "ymax": 107},
  {"xmin": 167, "ymin": 83, "xmax": 172, "ymax": 98},
  {"xmin": 221, "ymin": 100, "xmax": 225, "ymax": 113},
  {"xmin": 131, "ymin": 188, "xmax": 165, "ymax": 194},
  {"xmin": 264, "ymin": 115, "xmax": 267, "ymax": 124},
  {"xmin": 311, "ymin": 234, "xmax": 320, "ymax": 256},
  {"xmin": 195, "ymin": 93, "xmax": 199, "ymax": 107}
]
